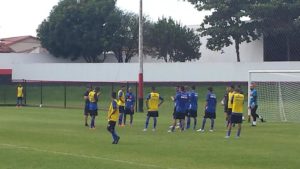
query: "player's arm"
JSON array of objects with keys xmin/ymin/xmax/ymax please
[
  {"xmin": 145, "ymin": 94, "xmax": 150, "ymax": 109},
  {"xmin": 205, "ymin": 94, "xmax": 209, "ymax": 108},
  {"xmin": 94, "ymin": 92, "xmax": 99, "ymax": 102},
  {"xmin": 158, "ymin": 96, "xmax": 164, "ymax": 107},
  {"xmin": 132, "ymin": 95, "xmax": 136, "ymax": 111},
  {"xmin": 84, "ymin": 92, "xmax": 88, "ymax": 100}
]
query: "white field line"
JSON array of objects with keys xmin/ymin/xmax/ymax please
[{"xmin": 0, "ymin": 143, "xmax": 177, "ymax": 169}]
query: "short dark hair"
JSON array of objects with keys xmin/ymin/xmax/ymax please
[
  {"xmin": 234, "ymin": 88, "xmax": 241, "ymax": 93},
  {"xmin": 180, "ymin": 86, "xmax": 185, "ymax": 91},
  {"xmin": 112, "ymin": 92, "xmax": 117, "ymax": 99},
  {"xmin": 151, "ymin": 86, "xmax": 156, "ymax": 91},
  {"xmin": 208, "ymin": 87, "xmax": 213, "ymax": 92}
]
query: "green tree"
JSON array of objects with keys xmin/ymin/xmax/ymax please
[
  {"xmin": 105, "ymin": 10, "xmax": 139, "ymax": 63},
  {"xmin": 37, "ymin": 0, "xmax": 116, "ymax": 63},
  {"xmin": 186, "ymin": 0, "xmax": 259, "ymax": 62},
  {"xmin": 249, "ymin": 0, "xmax": 300, "ymax": 61},
  {"xmin": 149, "ymin": 17, "xmax": 201, "ymax": 62}
]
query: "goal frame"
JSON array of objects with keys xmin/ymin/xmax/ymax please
[{"xmin": 248, "ymin": 70, "xmax": 300, "ymax": 122}]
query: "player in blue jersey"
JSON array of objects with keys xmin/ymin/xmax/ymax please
[
  {"xmin": 169, "ymin": 86, "xmax": 180, "ymax": 129},
  {"xmin": 197, "ymin": 87, "xmax": 217, "ymax": 132},
  {"xmin": 186, "ymin": 86, "xmax": 198, "ymax": 130},
  {"xmin": 169, "ymin": 86, "xmax": 189, "ymax": 132},
  {"xmin": 249, "ymin": 83, "xmax": 264, "ymax": 126},
  {"xmin": 124, "ymin": 87, "xmax": 135, "ymax": 127},
  {"xmin": 83, "ymin": 85, "xmax": 92, "ymax": 127}
]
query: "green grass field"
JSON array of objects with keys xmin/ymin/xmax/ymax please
[{"xmin": 0, "ymin": 85, "xmax": 300, "ymax": 169}]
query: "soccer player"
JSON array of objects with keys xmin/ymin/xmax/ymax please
[
  {"xmin": 16, "ymin": 84, "xmax": 24, "ymax": 107},
  {"xmin": 117, "ymin": 85, "xmax": 126, "ymax": 126},
  {"xmin": 197, "ymin": 87, "xmax": 217, "ymax": 132},
  {"xmin": 249, "ymin": 83, "xmax": 264, "ymax": 126},
  {"xmin": 170, "ymin": 86, "xmax": 180, "ymax": 129},
  {"xmin": 169, "ymin": 86, "xmax": 189, "ymax": 132},
  {"xmin": 226, "ymin": 85, "xmax": 235, "ymax": 127},
  {"xmin": 143, "ymin": 87, "xmax": 164, "ymax": 131},
  {"xmin": 83, "ymin": 86, "xmax": 92, "ymax": 127},
  {"xmin": 88, "ymin": 87, "xmax": 100, "ymax": 129},
  {"xmin": 186, "ymin": 86, "xmax": 198, "ymax": 130},
  {"xmin": 225, "ymin": 88, "xmax": 244, "ymax": 138},
  {"xmin": 107, "ymin": 92, "xmax": 120, "ymax": 144},
  {"xmin": 222, "ymin": 86, "xmax": 229, "ymax": 127},
  {"xmin": 124, "ymin": 87, "xmax": 135, "ymax": 127}
]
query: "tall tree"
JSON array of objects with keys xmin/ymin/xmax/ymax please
[
  {"xmin": 37, "ymin": 0, "xmax": 116, "ymax": 63},
  {"xmin": 149, "ymin": 17, "xmax": 201, "ymax": 62},
  {"xmin": 186, "ymin": 0, "xmax": 260, "ymax": 62},
  {"xmin": 249, "ymin": 0, "xmax": 300, "ymax": 61},
  {"xmin": 105, "ymin": 10, "xmax": 140, "ymax": 63}
]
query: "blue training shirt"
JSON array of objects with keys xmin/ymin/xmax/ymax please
[
  {"xmin": 249, "ymin": 89, "xmax": 257, "ymax": 107},
  {"xmin": 206, "ymin": 91, "xmax": 217, "ymax": 113},
  {"xmin": 189, "ymin": 90, "xmax": 198, "ymax": 111},
  {"xmin": 125, "ymin": 92, "xmax": 135, "ymax": 109},
  {"xmin": 175, "ymin": 91, "xmax": 189, "ymax": 113}
]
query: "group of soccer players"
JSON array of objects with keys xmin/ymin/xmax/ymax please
[
  {"xmin": 83, "ymin": 83, "xmax": 264, "ymax": 144},
  {"xmin": 83, "ymin": 85, "xmax": 135, "ymax": 144}
]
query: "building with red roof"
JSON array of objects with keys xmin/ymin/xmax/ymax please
[{"xmin": 0, "ymin": 35, "xmax": 48, "ymax": 53}]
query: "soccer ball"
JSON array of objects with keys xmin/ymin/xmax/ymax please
[{"xmin": 39, "ymin": 104, "xmax": 42, "ymax": 108}]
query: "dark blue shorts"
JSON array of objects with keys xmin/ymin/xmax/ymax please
[
  {"xmin": 204, "ymin": 111, "xmax": 216, "ymax": 119},
  {"xmin": 89, "ymin": 103, "xmax": 98, "ymax": 116},
  {"xmin": 119, "ymin": 106, "xmax": 125, "ymax": 114},
  {"xmin": 187, "ymin": 109, "xmax": 197, "ymax": 118},
  {"xmin": 231, "ymin": 113, "xmax": 243, "ymax": 124},
  {"xmin": 125, "ymin": 108, "xmax": 134, "ymax": 115},
  {"xmin": 147, "ymin": 111, "xmax": 159, "ymax": 117},
  {"xmin": 84, "ymin": 105, "xmax": 89, "ymax": 116},
  {"xmin": 227, "ymin": 108, "xmax": 232, "ymax": 116},
  {"xmin": 174, "ymin": 112, "xmax": 185, "ymax": 120}
]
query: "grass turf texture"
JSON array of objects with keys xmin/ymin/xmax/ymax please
[{"xmin": 0, "ymin": 85, "xmax": 300, "ymax": 169}]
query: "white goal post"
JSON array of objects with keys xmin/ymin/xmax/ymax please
[{"xmin": 248, "ymin": 70, "xmax": 300, "ymax": 122}]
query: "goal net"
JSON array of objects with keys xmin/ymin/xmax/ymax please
[{"xmin": 248, "ymin": 70, "xmax": 300, "ymax": 122}]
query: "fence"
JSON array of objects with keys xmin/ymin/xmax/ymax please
[{"xmin": 0, "ymin": 80, "xmax": 246, "ymax": 110}]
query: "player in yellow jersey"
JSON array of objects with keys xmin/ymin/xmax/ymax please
[
  {"xmin": 226, "ymin": 85, "xmax": 235, "ymax": 127},
  {"xmin": 117, "ymin": 86, "xmax": 126, "ymax": 126},
  {"xmin": 143, "ymin": 87, "xmax": 164, "ymax": 132},
  {"xmin": 225, "ymin": 88, "xmax": 244, "ymax": 138},
  {"xmin": 16, "ymin": 84, "xmax": 24, "ymax": 107},
  {"xmin": 88, "ymin": 87, "xmax": 100, "ymax": 129},
  {"xmin": 107, "ymin": 92, "xmax": 120, "ymax": 144}
]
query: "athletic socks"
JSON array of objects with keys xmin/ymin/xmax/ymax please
[
  {"xmin": 237, "ymin": 128, "xmax": 241, "ymax": 137},
  {"xmin": 186, "ymin": 117, "xmax": 191, "ymax": 129},
  {"xmin": 227, "ymin": 129, "xmax": 231, "ymax": 137},
  {"xmin": 145, "ymin": 116, "xmax": 150, "ymax": 129},
  {"xmin": 90, "ymin": 115, "xmax": 96, "ymax": 128},
  {"xmin": 153, "ymin": 117, "xmax": 157, "ymax": 129},
  {"xmin": 193, "ymin": 118, "xmax": 197, "ymax": 130},
  {"xmin": 210, "ymin": 119, "xmax": 215, "ymax": 130},
  {"xmin": 118, "ymin": 113, "xmax": 123, "ymax": 125},
  {"xmin": 201, "ymin": 118, "xmax": 207, "ymax": 130},
  {"xmin": 130, "ymin": 115, "xmax": 133, "ymax": 125}
]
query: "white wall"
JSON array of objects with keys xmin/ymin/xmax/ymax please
[
  {"xmin": 198, "ymin": 36, "xmax": 264, "ymax": 63},
  {"xmin": 12, "ymin": 62, "xmax": 300, "ymax": 82}
]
